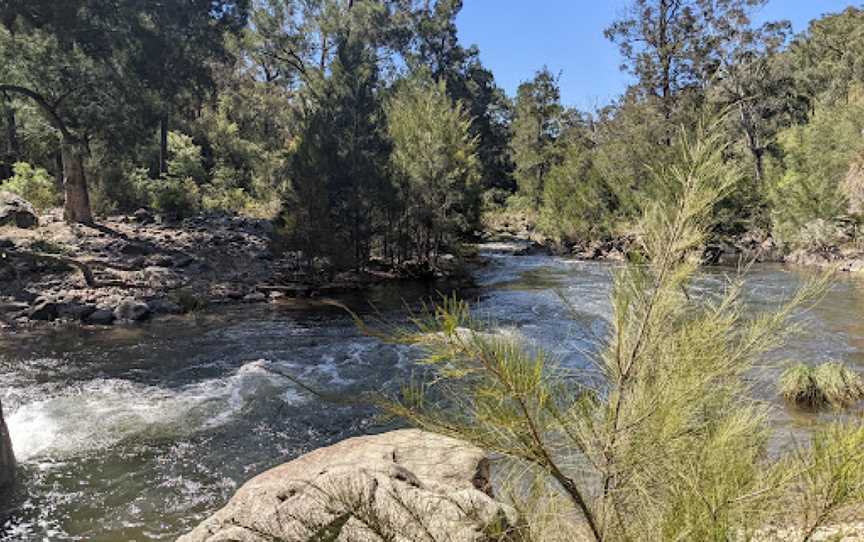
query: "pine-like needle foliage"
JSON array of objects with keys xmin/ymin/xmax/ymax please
[{"xmin": 380, "ymin": 123, "xmax": 864, "ymax": 541}]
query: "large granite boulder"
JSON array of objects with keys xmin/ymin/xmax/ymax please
[
  {"xmin": 178, "ymin": 429, "xmax": 517, "ymax": 542},
  {"xmin": 0, "ymin": 399, "xmax": 15, "ymax": 492},
  {"xmin": 0, "ymin": 191, "xmax": 38, "ymax": 229}
]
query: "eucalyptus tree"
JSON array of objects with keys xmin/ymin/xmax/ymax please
[
  {"xmin": 605, "ymin": 0, "xmax": 769, "ymax": 138},
  {"xmin": 0, "ymin": 0, "xmax": 248, "ymax": 223}
]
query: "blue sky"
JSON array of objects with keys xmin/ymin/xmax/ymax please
[{"xmin": 456, "ymin": 1, "xmax": 859, "ymax": 110}]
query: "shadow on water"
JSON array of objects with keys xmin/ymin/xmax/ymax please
[{"xmin": 0, "ymin": 253, "xmax": 862, "ymax": 540}]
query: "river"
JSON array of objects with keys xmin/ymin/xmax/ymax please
[{"xmin": 1, "ymin": 246, "xmax": 862, "ymax": 540}]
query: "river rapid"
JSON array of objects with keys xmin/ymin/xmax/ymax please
[{"xmin": 1, "ymin": 246, "xmax": 863, "ymax": 540}]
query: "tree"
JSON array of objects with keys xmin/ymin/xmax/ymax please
[
  {"xmin": 605, "ymin": 0, "xmax": 768, "ymax": 138},
  {"xmin": 386, "ymin": 71, "xmax": 480, "ymax": 264},
  {"xmin": 510, "ymin": 68, "xmax": 568, "ymax": 209},
  {"xmin": 789, "ymin": 6, "xmax": 864, "ymax": 108},
  {"xmin": 281, "ymin": 35, "xmax": 390, "ymax": 270},
  {"xmin": 408, "ymin": 0, "xmax": 514, "ymax": 193},
  {"xmin": 0, "ymin": 0, "xmax": 248, "ymax": 223}
]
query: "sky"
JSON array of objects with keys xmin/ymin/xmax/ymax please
[{"xmin": 456, "ymin": 0, "xmax": 859, "ymax": 110}]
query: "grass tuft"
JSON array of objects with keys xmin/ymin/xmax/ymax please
[{"xmin": 779, "ymin": 361, "xmax": 864, "ymax": 409}]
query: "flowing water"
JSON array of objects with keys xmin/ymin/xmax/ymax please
[{"xmin": 2, "ymin": 246, "xmax": 864, "ymax": 541}]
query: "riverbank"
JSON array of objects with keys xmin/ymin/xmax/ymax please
[
  {"xmin": 483, "ymin": 211, "xmax": 864, "ymax": 272},
  {"xmin": 0, "ymin": 208, "xmax": 474, "ymax": 330}
]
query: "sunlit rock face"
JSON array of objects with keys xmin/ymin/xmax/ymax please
[{"xmin": 178, "ymin": 429, "xmax": 517, "ymax": 542}]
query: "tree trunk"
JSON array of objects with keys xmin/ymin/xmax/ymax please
[
  {"xmin": 159, "ymin": 115, "xmax": 169, "ymax": 176},
  {"xmin": 61, "ymin": 138, "xmax": 93, "ymax": 224},
  {"xmin": 0, "ymin": 94, "xmax": 19, "ymax": 180}
]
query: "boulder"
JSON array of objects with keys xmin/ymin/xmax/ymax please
[
  {"xmin": 84, "ymin": 308, "xmax": 115, "ymax": 325},
  {"xmin": 114, "ymin": 299, "xmax": 150, "ymax": 322},
  {"xmin": 0, "ymin": 191, "xmax": 38, "ymax": 229},
  {"xmin": 28, "ymin": 300, "xmax": 58, "ymax": 321},
  {"xmin": 242, "ymin": 292, "xmax": 267, "ymax": 303},
  {"xmin": 132, "ymin": 208, "xmax": 154, "ymax": 224},
  {"xmin": 0, "ymin": 399, "xmax": 15, "ymax": 492},
  {"xmin": 178, "ymin": 429, "xmax": 517, "ymax": 542},
  {"xmin": 149, "ymin": 298, "xmax": 183, "ymax": 315}
]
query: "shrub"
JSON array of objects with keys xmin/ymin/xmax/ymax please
[
  {"xmin": 149, "ymin": 176, "xmax": 200, "ymax": 218},
  {"xmin": 1, "ymin": 162, "xmax": 61, "ymax": 211},
  {"xmin": 167, "ymin": 131, "xmax": 207, "ymax": 183},
  {"xmin": 91, "ymin": 166, "xmax": 150, "ymax": 215},
  {"xmin": 373, "ymin": 124, "xmax": 864, "ymax": 541}
]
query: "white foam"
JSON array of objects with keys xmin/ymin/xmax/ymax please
[{"xmin": 5, "ymin": 359, "xmax": 304, "ymax": 462}]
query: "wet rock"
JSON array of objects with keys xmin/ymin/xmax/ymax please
[
  {"xmin": 0, "ymin": 399, "xmax": 15, "ymax": 492},
  {"xmin": 58, "ymin": 303, "xmax": 96, "ymax": 321},
  {"xmin": 171, "ymin": 254, "xmax": 195, "ymax": 268},
  {"xmin": 0, "ymin": 191, "xmax": 38, "ymax": 229},
  {"xmin": 114, "ymin": 299, "xmax": 150, "ymax": 322},
  {"xmin": 28, "ymin": 300, "xmax": 58, "ymax": 321},
  {"xmin": 178, "ymin": 429, "xmax": 517, "ymax": 542},
  {"xmin": 242, "ymin": 292, "xmax": 267, "ymax": 303},
  {"xmin": 84, "ymin": 309, "xmax": 115, "ymax": 325}
]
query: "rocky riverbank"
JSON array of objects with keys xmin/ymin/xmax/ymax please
[
  {"xmin": 0, "ymin": 199, "xmax": 473, "ymax": 330},
  {"xmin": 483, "ymin": 212, "xmax": 864, "ymax": 272}
]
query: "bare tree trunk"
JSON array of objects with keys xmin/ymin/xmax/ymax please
[
  {"xmin": 61, "ymin": 138, "xmax": 93, "ymax": 224},
  {"xmin": 0, "ymin": 93, "xmax": 19, "ymax": 180}
]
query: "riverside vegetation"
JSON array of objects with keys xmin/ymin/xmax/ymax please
[{"xmin": 1, "ymin": 0, "xmax": 864, "ymax": 540}]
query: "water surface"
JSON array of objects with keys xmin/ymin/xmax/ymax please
[{"xmin": 1, "ymin": 249, "xmax": 862, "ymax": 540}]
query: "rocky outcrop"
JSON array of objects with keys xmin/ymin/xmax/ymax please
[
  {"xmin": 0, "ymin": 191, "xmax": 38, "ymax": 229},
  {"xmin": 178, "ymin": 430, "xmax": 517, "ymax": 542},
  {"xmin": 0, "ymin": 399, "xmax": 15, "ymax": 492}
]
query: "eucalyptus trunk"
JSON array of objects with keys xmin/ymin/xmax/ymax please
[{"xmin": 61, "ymin": 138, "xmax": 93, "ymax": 224}]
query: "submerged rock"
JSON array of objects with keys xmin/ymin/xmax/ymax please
[
  {"xmin": 0, "ymin": 399, "xmax": 15, "ymax": 492},
  {"xmin": 0, "ymin": 191, "xmax": 38, "ymax": 229},
  {"xmin": 178, "ymin": 429, "xmax": 517, "ymax": 542}
]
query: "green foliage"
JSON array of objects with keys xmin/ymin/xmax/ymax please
[
  {"xmin": 538, "ymin": 138, "xmax": 611, "ymax": 241},
  {"xmin": 1, "ymin": 161, "xmax": 60, "ymax": 211},
  {"xmin": 387, "ymin": 71, "xmax": 481, "ymax": 263},
  {"xmin": 768, "ymin": 100, "xmax": 864, "ymax": 243},
  {"xmin": 377, "ymin": 125, "xmax": 863, "ymax": 541},
  {"xmin": 782, "ymin": 361, "xmax": 864, "ymax": 409},
  {"xmin": 149, "ymin": 177, "xmax": 201, "ymax": 219},
  {"xmin": 279, "ymin": 36, "xmax": 389, "ymax": 270},
  {"xmin": 166, "ymin": 132, "xmax": 207, "ymax": 184},
  {"xmin": 510, "ymin": 68, "xmax": 568, "ymax": 209}
]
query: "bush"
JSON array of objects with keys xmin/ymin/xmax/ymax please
[
  {"xmin": 149, "ymin": 176, "xmax": 201, "ymax": 218},
  {"xmin": 1, "ymin": 162, "xmax": 61, "ymax": 211},
  {"xmin": 375, "ymin": 125, "xmax": 864, "ymax": 541},
  {"xmin": 91, "ymin": 166, "xmax": 150, "ymax": 216},
  {"xmin": 167, "ymin": 131, "xmax": 207, "ymax": 183}
]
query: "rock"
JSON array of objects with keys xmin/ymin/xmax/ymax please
[
  {"xmin": 0, "ymin": 191, "xmax": 38, "ymax": 229},
  {"xmin": 58, "ymin": 303, "xmax": 96, "ymax": 321},
  {"xmin": 133, "ymin": 208, "xmax": 154, "ymax": 224},
  {"xmin": 0, "ymin": 399, "xmax": 15, "ymax": 493},
  {"xmin": 84, "ymin": 309, "xmax": 115, "ymax": 325},
  {"xmin": 171, "ymin": 254, "xmax": 195, "ymax": 268},
  {"xmin": 120, "ymin": 242, "xmax": 153, "ymax": 256},
  {"xmin": 114, "ymin": 299, "xmax": 150, "ymax": 322},
  {"xmin": 178, "ymin": 429, "xmax": 517, "ymax": 542},
  {"xmin": 242, "ymin": 292, "xmax": 267, "ymax": 303},
  {"xmin": 28, "ymin": 300, "xmax": 58, "ymax": 321},
  {"xmin": 149, "ymin": 298, "xmax": 182, "ymax": 315}
]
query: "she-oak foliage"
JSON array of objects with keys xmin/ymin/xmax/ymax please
[{"xmin": 378, "ymin": 125, "xmax": 864, "ymax": 541}]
